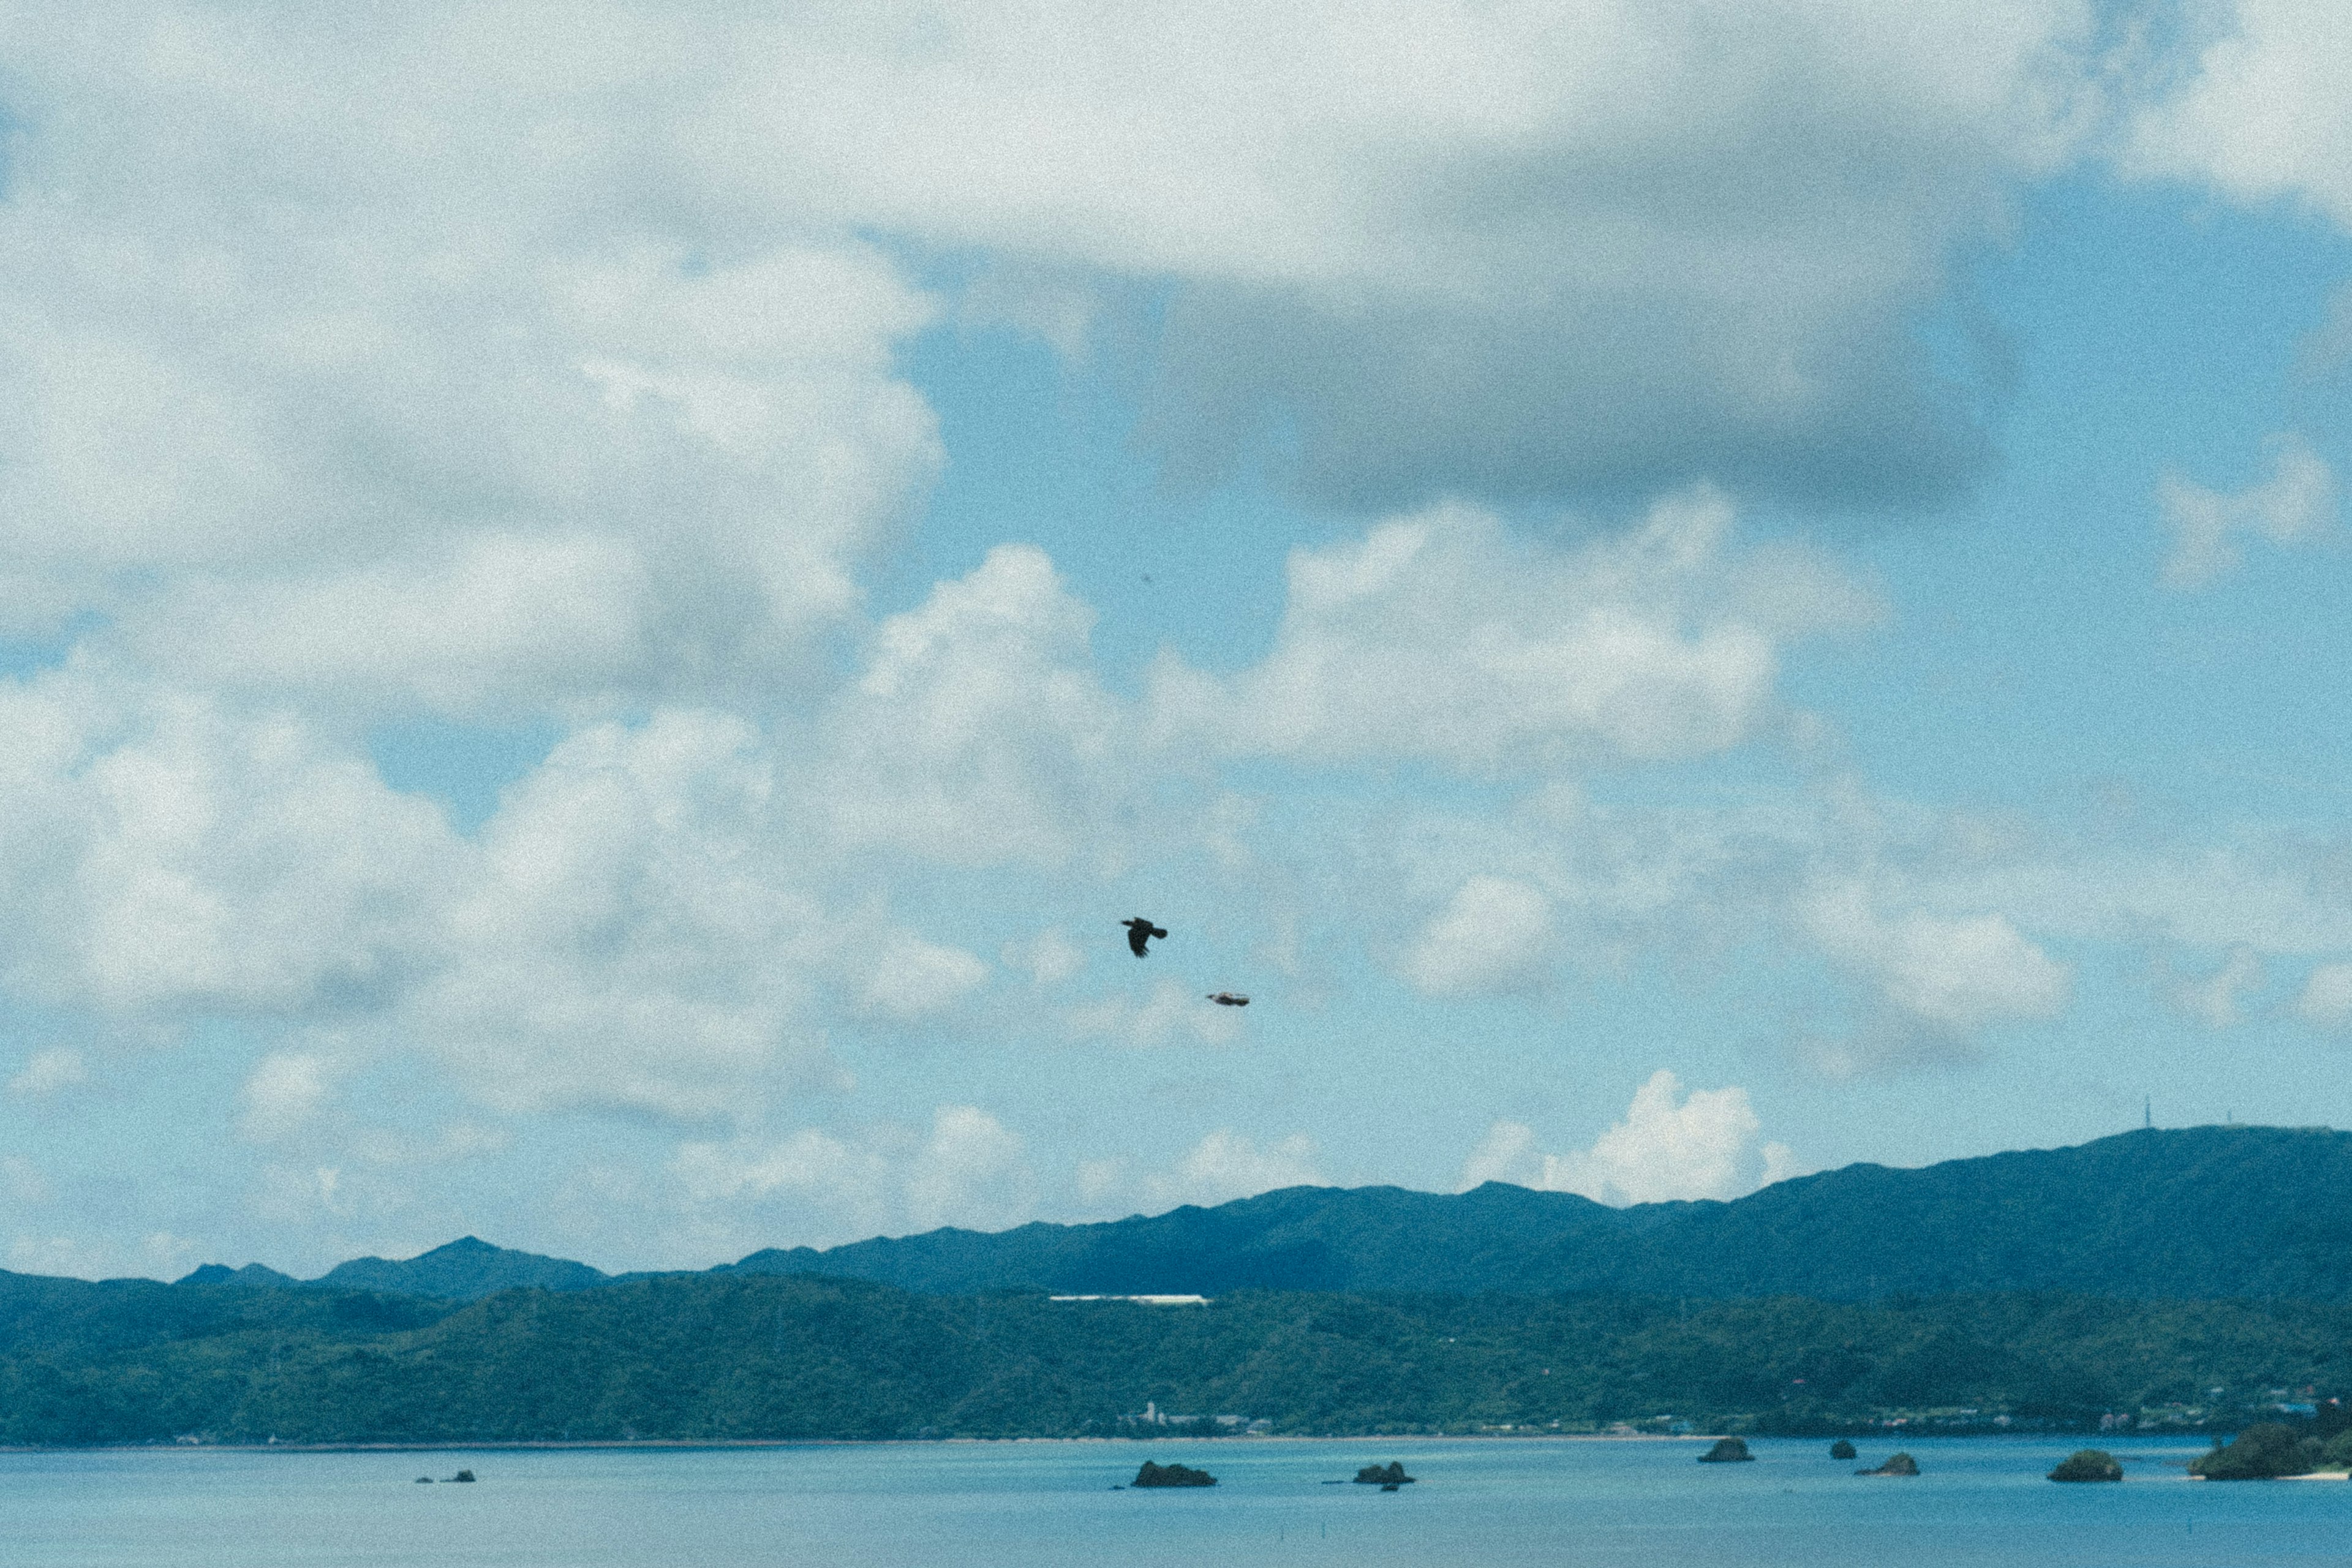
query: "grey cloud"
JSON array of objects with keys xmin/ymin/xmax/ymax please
[{"xmin": 1140, "ymin": 271, "xmax": 1994, "ymax": 514}]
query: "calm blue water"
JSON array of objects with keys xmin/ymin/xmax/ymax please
[{"xmin": 6, "ymin": 1436, "xmax": 2348, "ymax": 1567}]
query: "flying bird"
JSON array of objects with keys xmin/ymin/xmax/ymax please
[
  {"xmin": 1121, "ymin": 918, "xmax": 1167, "ymax": 957},
  {"xmin": 1207, "ymin": 992, "xmax": 1250, "ymax": 1007}
]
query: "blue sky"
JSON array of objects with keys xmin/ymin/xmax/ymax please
[{"xmin": 3, "ymin": 1, "xmax": 2352, "ymax": 1280}]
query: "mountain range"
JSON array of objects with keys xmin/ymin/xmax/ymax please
[{"xmin": 173, "ymin": 1124, "xmax": 2352, "ymax": 1303}]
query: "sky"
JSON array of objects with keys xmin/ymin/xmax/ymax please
[{"xmin": 3, "ymin": 0, "xmax": 2352, "ymax": 1281}]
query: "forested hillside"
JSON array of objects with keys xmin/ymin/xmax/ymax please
[
  {"xmin": 186, "ymin": 1126, "xmax": 2352, "ymax": 1305},
  {"xmin": 720, "ymin": 1126, "xmax": 2352, "ymax": 1299},
  {"xmin": 4, "ymin": 1270, "xmax": 2346, "ymax": 1446}
]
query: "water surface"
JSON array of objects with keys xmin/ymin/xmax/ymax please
[{"xmin": 9, "ymin": 1435, "xmax": 2346, "ymax": 1567}]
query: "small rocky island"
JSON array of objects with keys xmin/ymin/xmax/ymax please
[
  {"xmin": 2048, "ymin": 1449, "xmax": 2123, "ymax": 1482},
  {"xmin": 1829, "ymin": 1440, "xmax": 1856, "ymax": 1460},
  {"xmin": 1857, "ymin": 1452, "xmax": 1919, "ymax": 1477},
  {"xmin": 1353, "ymin": 1461, "xmax": 1415, "ymax": 1489},
  {"xmin": 1697, "ymin": 1438, "xmax": 1754, "ymax": 1463},
  {"xmin": 2189, "ymin": 1423, "xmax": 2327, "ymax": 1480},
  {"xmin": 1132, "ymin": 1461, "xmax": 1217, "ymax": 1488}
]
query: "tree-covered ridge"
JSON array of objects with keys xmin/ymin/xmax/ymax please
[
  {"xmin": 168, "ymin": 1126, "xmax": 2352, "ymax": 1305},
  {"xmin": 715, "ymin": 1126, "xmax": 2352, "ymax": 1300},
  {"xmin": 6, "ymin": 1272, "xmax": 2352, "ymax": 1447}
]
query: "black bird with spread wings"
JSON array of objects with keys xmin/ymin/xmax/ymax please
[{"xmin": 1121, "ymin": 918, "xmax": 1167, "ymax": 957}]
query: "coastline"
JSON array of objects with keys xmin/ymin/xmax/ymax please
[{"xmin": 0, "ymin": 1432, "xmax": 1747, "ymax": 1455}]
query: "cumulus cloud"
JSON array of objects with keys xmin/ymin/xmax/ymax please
[
  {"xmin": 854, "ymin": 935, "xmax": 989, "ymax": 1024},
  {"xmin": 409, "ymin": 710, "xmax": 851, "ymax": 1122},
  {"xmin": 672, "ymin": 1105, "xmax": 1038, "ymax": 1245},
  {"xmin": 0, "ymin": 675, "xmax": 446, "ymax": 1019},
  {"xmin": 2166, "ymin": 946, "xmax": 2266, "ymax": 1030},
  {"xmin": 0, "ymin": 0, "xmax": 2030, "ymax": 734},
  {"xmin": 2157, "ymin": 433, "xmax": 2337, "ymax": 589},
  {"xmin": 238, "ymin": 1052, "xmax": 334, "ymax": 1143},
  {"xmin": 6, "ymin": 1047, "xmax": 88, "ymax": 1099},
  {"xmin": 1401, "ymin": 876, "xmax": 1556, "ymax": 997},
  {"xmin": 789, "ymin": 0, "xmax": 2097, "ymax": 508},
  {"xmin": 2296, "ymin": 962, "xmax": 2352, "ymax": 1031},
  {"xmin": 2129, "ymin": 0, "xmax": 2352, "ymax": 232},
  {"xmin": 1004, "ymin": 929, "xmax": 1087, "ymax": 988},
  {"xmin": 1799, "ymin": 878, "xmax": 2070, "ymax": 1072},
  {"xmin": 902, "ymin": 1106, "xmax": 1038, "ymax": 1232},
  {"xmin": 1153, "ymin": 491, "xmax": 1878, "ymax": 774},
  {"xmin": 1136, "ymin": 1129, "xmax": 1324, "ymax": 1211},
  {"xmin": 1457, "ymin": 1071, "xmax": 1794, "ymax": 1205},
  {"xmin": 0, "ymin": 9, "xmax": 946, "ymax": 719},
  {"xmin": 0, "ymin": 684, "xmax": 992, "ymax": 1126},
  {"xmin": 820, "ymin": 546, "xmax": 1133, "ymax": 870}
]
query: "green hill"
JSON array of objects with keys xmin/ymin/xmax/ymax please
[
  {"xmin": 718, "ymin": 1125, "xmax": 2352, "ymax": 1298},
  {"xmin": 167, "ymin": 1125, "xmax": 2352, "ymax": 1306},
  {"xmin": 2, "ymin": 1272, "xmax": 2347, "ymax": 1445},
  {"xmin": 308, "ymin": 1237, "xmax": 610, "ymax": 1299}
]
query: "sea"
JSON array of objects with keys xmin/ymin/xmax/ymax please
[{"xmin": 7, "ymin": 1435, "xmax": 2348, "ymax": 1567}]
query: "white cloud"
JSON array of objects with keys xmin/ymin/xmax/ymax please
[
  {"xmin": 1075, "ymin": 1156, "xmax": 1128, "ymax": 1206},
  {"xmin": 238, "ymin": 1052, "xmax": 334, "ymax": 1142},
  {"xmin": 1005, "ymin": 929, "xmax": 1087, "ymax": 988},
  {"xmin": 407, "ymin": 709, "xmax": 844, "ymax": 1123},
  {"xmin": 2128, "ymin": 0, "xmax": 2352, "ymax": 232},
  {"xmin": 722, "ymin": 0, "xmax": 2095, "ymax": 507},
  {"xmin": 2167, "ymin": 945, "xmax": 2266, "ymax": 1030},
  {"xmin": 1401, "ymin": 876, "xmax": 1556, "ymax": 997},
  {"xmin": 902, "ymin": 1106, "xmax": 1037, "ymax": 1232},
  {"xmin": 0, "ymin": 676, "xmax": 447, "ymax": 1019},
  {"xmin": 1457, "ymin": 1071, "xmax": 1787, "ymax": 1205},
  {"xmin": 820, "ymin": 545, "xmax": 1133, "ymax": 870},
  {"xmin": 6, "ymin": 1047, "xmax": 88, "ymax": 1099},
  {"xmin": 1455, "ymin": 1120, "xmax": 1540, "ymax": 1190},
  {"xmin": 1800, "ymin": 878, "xmax": 2070, "ymax": 1069},
  {"xmin": 1137, "ymin": 1129, "xmax": 1324, "ymax": 1211},
  {"xmin": 1153, "ymin": 491, "xmax": 1878, "ymax": 774},
  {"xmin": 854, "ymin": 935, "xmax": 989, "ymax": 1024},
  {"xmin": 2157, "ymin": 433, "xmax": 2337, "ymax": 589},
  {"xmin": 2296, "ymin": 962, "xmax": 2352, "ymax": 1031},
  {"xmin": 672, "ymin": 1105, "xmax": 1038, "ymax": 1246},
  {"xmin": 0, "ymin": 13, "xmax": 945, "ymax": 718},
  {"xmin": 1067, "ymin": 978, "xmax": 1247, "ymax": 1049}
]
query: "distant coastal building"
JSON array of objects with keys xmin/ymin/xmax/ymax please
[{"xmin": 1121, "ymin": 1402, "xmax": 1262, "ymax": 1432}]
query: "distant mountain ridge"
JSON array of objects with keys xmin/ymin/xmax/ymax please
[
  {"xmin": 723, "ymin": 1125, "xmax": 2352, "ymax": 1299},
  {"xmin": 177, "ymin": 1126, "xmax": 2352, "ymax": 1302},
  {"xmin": 179, "ymin": 1237, "xmax": 609, "ymax": 1302}
]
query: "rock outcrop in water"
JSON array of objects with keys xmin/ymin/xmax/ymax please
[
  {"xmin": 1697, "ymin": 1438, "xmax": 1754, "ymax": 1463},
  {"xmin": 2190, "ymin": 1425, "xmax": 2321, "ymax": 1480},
  {"xmin": 2048, "ymin": 1449, "xmax": 2122, "ymax": 1482},
  {"xmin": 1133, "ymin": 1461, "xmax": 1216, "ymax": 1488},
  {"xmin": 1857, "ymin": 1452, "xmax": 1918, "ymax": 1477},
  {"xmin": 1829, "ymin": 1440, "xmax": 1856, "ymax": 1460},
  {"xmin": 1353, "ymin": 1461, "xmax": 1415, "ymax": 1485}
]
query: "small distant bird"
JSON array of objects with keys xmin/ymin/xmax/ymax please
[
  {"xmin": 1207, "ymin": 992, "xmax": 1250, "ymax": 1007},
  {"xmin": 1121, "ymin": 918, "xmax": 1167, "ymax": 957}
]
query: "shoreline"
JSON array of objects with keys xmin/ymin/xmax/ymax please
[
  {"xmin": 1, "ymin": 1434, "xmax": 1732, "ymax": 1455},
  {"xmin": 0, "ymin": 1432, "xmax": 2230, "ymax": 1457}
]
